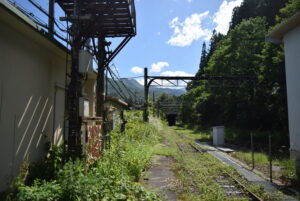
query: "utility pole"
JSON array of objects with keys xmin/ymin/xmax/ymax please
[
  {"xmin": 143, "ymin": 68, "xmax": 149, "ymax": 122},
  {"xmin": 67, "ymin": 0, "xmax": 83, "ymax": 156},
  {"xmin": 96, "ymin": 36, "xmax": 107, "ymax": 149},
  {"xmin": 48, "ymin": 0, "xmax": 55, "ymax": 37},
  {"xmin": 96, "ymin": 37, "xmax": 106, "ymax": 118},
  {"xmin": 153, "ymin": 91, "xmax": 155, "ymax": 117},
  {"xmin": 56, "ymin": 0, "xmax": 137, "ymax": 157}
]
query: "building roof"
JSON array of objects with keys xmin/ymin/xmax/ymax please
[
  {"xmin": 266, "ymin": 11, "xmax": 300, "ymax": 44},
  {"xmin": 0, "ymin": 0, "xmax": 70, "ymax": 57},
  {"xmin": 106, "ymin": 96, "xmax": 128, "ymax": 109}
]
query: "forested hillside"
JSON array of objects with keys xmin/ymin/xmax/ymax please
[
  {"xmin": 180, "ymin": 0, "xmax": 300, "ymax": 140},
  {"xmin": 107, "ymin": 78, "xmax": 185, "ymax": 105}
]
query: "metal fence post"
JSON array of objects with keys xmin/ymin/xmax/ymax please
[
  {"xmin": 269, "ymin": 134, "xmax": 273, "ymax": 183},
  {"xmin": 251, "ymin": 132, "xmax": 255, "ymax": 170}
]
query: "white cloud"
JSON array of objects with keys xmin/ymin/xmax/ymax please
[
  {"xmin": 167, "ymin": 11, "xmax": 210, "ymax": 47},
  {"xmin": 150, "ymin": 62, "xmax": 170, "ymax": 73},
  {"xmin": 213, "ymin": 0, "xmax": 243, "ymax": 34},
  {"xmin": 130, "ymin": 66, "xmax": 143, "ymax": 74},
  {"xmin": 136, "ymin": 78, "xmax": 144, "ymax": 86},
  {"xmin": 160, "ymin": 71, "xmax": 193, "ymax": 76},
  {"xmin": 159, "ymin": 71, "xmax": 193, "ymax": 87}
]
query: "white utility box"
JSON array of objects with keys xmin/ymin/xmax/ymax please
[
  {"xmin": 213, "ymin": 126, "xmax": 224, "ymax": 146},
  {"xmin": 79, "ymin": 98, "xmax": 90, "ymax": 117},
  {"xmin": 79, "ymin": 50, "xmax": 93, "ymax": 75},
  {"xmin": 79, "ymin": 97, "xmax": 85, "ymax": 117}
]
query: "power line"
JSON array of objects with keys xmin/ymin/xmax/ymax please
[
  {"xmin": 27, "ymin": 0, "xmax": 68, "ymax": 32},
  {"xmin": 107, "ymin": 67, "xmax": 129, "ymax": 101},
  {"xmin": 109, "ymin": 65, "xmax": 136, "ymax": 98},
  {"xmin": 120, "ymin": 76, "xmax": 143, "ymax": 79},
  {"xmin": 8, "ymin": 0, "xmax": 69, "ymax": 43},
  {"xmin": 107, "ymin": 78, "xmax": 127, "ymax": 101}
]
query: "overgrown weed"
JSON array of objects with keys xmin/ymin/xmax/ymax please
[
  {"xmin": 156, "ymin": 123, "xmax": 284, "ymax": 201},
  {"xmin": 4, "ymin": 111, "xmax": 161, "ymax": 201}
]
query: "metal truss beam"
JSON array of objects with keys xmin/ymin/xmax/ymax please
[{"xmin": 143, "ymin": 67, "xmax": 255, "ymax": 122}]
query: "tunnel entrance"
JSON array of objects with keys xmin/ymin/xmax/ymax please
[{"xmin": 166, "ymin": 114, "xmax": 177, "ymax": 126}]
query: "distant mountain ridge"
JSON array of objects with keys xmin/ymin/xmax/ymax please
[{"xmin": 107, "ymin": 78, "xmax": 186, "ymax": 102}]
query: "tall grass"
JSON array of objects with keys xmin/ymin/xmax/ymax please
[{"xmin": 3, "ymin": 111, "xmax": 161, "ymax": 201}]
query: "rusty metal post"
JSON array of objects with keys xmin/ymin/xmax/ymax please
[
  {"xmin": 96, "ymin": 36, "xmax": 107, "ymax": 150},
  {"xmin": 120, "ymin": 111, "xmax": 126, "ymax": 134},
  {"xmin": 67, "ymin": 32, "xmax": 82, "ymax": 156},
  {"xmin": 269, "ymin": 134, "xmax": 273, "ymax": 183},
  {"xmin": 251, "ymin": 132, "xmax": 255, "ymax": 170},
  {"xmin": 153, "ymin": 91, "xmax": 155, "ymax": 117},
  {"xmin": 143, "ymin": 68, "xmax": 149, "ymax": 122},
  {"xmin": 134, "ymin": 91, "xmax": 137, "ymax": 105},
  {"xmin": 96, "ymin": 37, "xmax": 106, "ymax": 118}
]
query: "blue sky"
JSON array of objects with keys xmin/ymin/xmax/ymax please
[
  {"xmin": 14, "ymin": 0, "xmax": 243, "ymax": 83},
  {"xmin": 114, "ymin": 0, "xmax": 243, "ymax": 82}
]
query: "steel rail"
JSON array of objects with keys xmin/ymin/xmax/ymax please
[
  {"xmin": 180, "ymin": 141, "xmax": 265, "ymax": 201},
  {"xmin": 223, "ymin": 171, "xmax": 264, "ymax": 201}
]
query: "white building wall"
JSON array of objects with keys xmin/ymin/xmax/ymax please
[
  {"xmin": 0, "ymin": 12, "xmax": 67, "ymax": 190},
  {"xmin": 283, "ymin": 25, "xmax": 300, "ymax": 160}
]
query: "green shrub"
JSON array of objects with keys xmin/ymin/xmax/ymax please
[{"xmin": 6, "ymin": 111, "xmax": 161, "ymax": 201}]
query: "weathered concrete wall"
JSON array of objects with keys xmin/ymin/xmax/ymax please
[
  {"xmin": 283, "ymin": 25, "xmax": 300, "ymax": 165},
  {"xmin": 0, "ymin": 6, "xmax": 67, "ymax": 190}
]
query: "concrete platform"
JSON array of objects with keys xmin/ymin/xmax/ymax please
[{"xmin": 196, "ymin": 141, "xmax": 297, "ymax": 201}]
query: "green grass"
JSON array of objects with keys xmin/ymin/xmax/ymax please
[
  {"xmin": 3, "ymin": 111, "xmax": 162, "ymax": 201},
  {"xmin": 232, "ymin": 152, "xmax": 270, "ymax": 165},
  {"xmin": 230, "ymin": 151, "xmax": 298, "ymax": 186},
  {"xmin": 173, "ymin": 125, "xmax": 212, "ymax": 142},
  {"xmin": 152, "ymin": 121, "xmax": 283, "ymax": 201},
  {"xmin": 176, "ymin": 124, "xmax": 298, "ymax": 188}
]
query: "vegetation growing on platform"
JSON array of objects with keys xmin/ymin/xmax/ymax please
[
  {"xmin": 153, "ymin": 121, "xmax": 283, "ymax": 201},
  {"xmin": 3, "ymin": 111, "xmax": 161, "ymax": 201}
]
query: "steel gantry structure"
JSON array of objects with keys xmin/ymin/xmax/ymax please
[
  {"xmin": 143, "ymin": 68, "xmax": 254, "ymax": 122},
  {"xmin": 56, "ymin": 0, "xmax": 136, "ymax": 155}
]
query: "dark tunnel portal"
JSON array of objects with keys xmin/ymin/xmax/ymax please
[{"xmin": 166, "ymin": 114, "xmax": 177, "ymax": 126}]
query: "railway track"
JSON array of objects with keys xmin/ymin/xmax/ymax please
[{"xmin": 176, "ymin": 142, "xmax": 264, "ymax": 201}]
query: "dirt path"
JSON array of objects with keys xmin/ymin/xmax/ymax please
[{"xmin": 142, "ymin": 141, "xmax": 178, "ymax": 201}]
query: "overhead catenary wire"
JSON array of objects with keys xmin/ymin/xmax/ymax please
[
  {"xmin": 107, "ymin": 67, "xmax": 130, "ymax": 101},
  {"xmin": 27, "ymin": 0, "xmax": 68, "ymax": 32},
  {"xmin": 92, "ymin": 58, "xmax": 128, "ymax": 101},
  {"xmin": 111, "ymin": 63, "xmax": 121, "ymax": 79},
  {"xmin": 92, "ymin": 47, "xmax": 140, "ymax": 104},
  {"xmin": 109, "ymin": 65, "xmax": 144, "ymax": 104},
  {"xmin": 8, "ymin": 0, "xmax": 69, "ymax": 44},
  {"xmin": 107, "ymin": 66, "xmax": 139, "ymax": 103},
  {"xmin": 107, "ymin": 79, "xmax": 127, "ymax": 101},
  {"xmin": 108, "ymin": 64, "xmax": 136, "ymax": 99},
  {"xmin": 120, "ymin": 76, "xmax": 143, "ymax": 79}
]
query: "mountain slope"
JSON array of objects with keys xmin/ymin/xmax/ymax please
[{"xmin": 107, "ymin": 78, "xmax": 186, "ymax": 102}]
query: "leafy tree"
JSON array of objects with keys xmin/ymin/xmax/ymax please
[
  {"xmin": 179, "ymin": 0, "xmax": 299, "ymax": 145},
  {"xmin": 276, "ymin": 0, "xmax": 300, "ymax": 23},
  {"xmin": 198, "ymin": 42, "xmax": 207, "ymax": 75},
  {"xmin": 230, "ymin": 0, "xmax": 287, "ymax": 29},
  {"xmin": 187, "ymin": 31, "xmax": 224, "ymax": 90}
]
